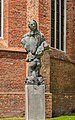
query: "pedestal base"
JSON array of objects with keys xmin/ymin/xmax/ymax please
[{"xmin": 25, "ymin": 85, "xmax": 45, "ymax": 120}]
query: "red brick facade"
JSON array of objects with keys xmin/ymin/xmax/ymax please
[{"xmin": 0, "ymin": 0, "xmax": 75, "ymax": 118}]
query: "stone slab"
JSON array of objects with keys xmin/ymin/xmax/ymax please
[{"xmin": 25, "ymin": 85, "xmax": 45, "ymax": 120}]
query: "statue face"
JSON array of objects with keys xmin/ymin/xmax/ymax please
[{"xmin": 28, "ymin": 20, "xmax": 37, "ymax": 31}]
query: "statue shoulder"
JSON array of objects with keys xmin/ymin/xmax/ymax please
[
  {"xmin": 39, "ymin": 32, "xmax": 44, "ymax": 38},
  {"xmin": 23, "ymin": 32, "xmax": 30, "ymax": 38},
  {"xmin": 21, "ymin": 32, "xmax": 30, "ymax": 46}
]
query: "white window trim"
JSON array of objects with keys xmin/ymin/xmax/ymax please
[
  {"xmin": 0, "ymin": 0, "xmax": 4, "ymax": 39},
  {"xmin": 54, "ymin": 0, "xmax": 56, "ymax": 49},
  {"xmin": 64, "ymin": 0, "xmax": 66, "ymax": 52},
  {"xmin": 59, "ymin": 0, "xmax": 61, "ymax": 50},
  {"xmin": 50, "ymin": 0, "xmax": 66, "ymax": 52}
]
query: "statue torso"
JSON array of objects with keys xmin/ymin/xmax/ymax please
[{"xmin": 21, "ymin": 31, "xmax": 44, "ymax": 54}]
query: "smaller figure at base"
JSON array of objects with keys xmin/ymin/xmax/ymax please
[{"xmin": 21, "ymin": 20, "xmax": 49, "ymax": 85}]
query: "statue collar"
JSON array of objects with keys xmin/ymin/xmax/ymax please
[{"xmin": 29, "ymin": 30, "xmax": 40, "ymax": 36}]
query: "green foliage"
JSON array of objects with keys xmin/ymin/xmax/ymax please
[{"xmin": 0, "ymin": 116, "xmax": 75, "ymax": 120}]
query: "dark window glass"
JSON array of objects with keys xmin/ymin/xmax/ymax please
[
  {"xmin": 56, "ymin": 0, "xmax": 59, "ymax": 49},
  {"xmin": 51, "ymin": 0, "xmax": 65, "ymax": 51},
  {"xmin": 51, "ymin": 0, "xmax": 55, "ymax": 47},
  {"xmin": 61, "ymin": 0, "xmax": 64, "ymax": 50}
]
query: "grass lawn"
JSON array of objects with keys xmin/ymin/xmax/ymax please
[
  {"xmin": 49, "ymin": 115, "xmax": 75, "ymax": 120},
  {"xmin": 0, "ymin": 116, "xmax": 75, "ymax": 120}
]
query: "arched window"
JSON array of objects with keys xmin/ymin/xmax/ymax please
[
  {"xmin": 0, "ymin": 0, "xmax": 3, "ymax": 38},
  {"xmin": 51, "ymin": 0, "xmax": 66, "ymax": 51}
]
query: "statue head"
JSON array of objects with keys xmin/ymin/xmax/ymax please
[{"xmin": 28, "ymin": 20, "xmax": 37, "ymax": 32}]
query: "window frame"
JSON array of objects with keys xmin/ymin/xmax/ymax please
[
  {"xmin": 0, "ymin": 0, "xmax": 3, "ymax": 39},
  {"xmin": 50, "ymin": 0, "xmax": 66, "ymax": 52}
]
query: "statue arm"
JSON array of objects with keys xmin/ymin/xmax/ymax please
[
  {"xmin": 21, "ymin": 38, "xmax": 26, "ymax": 46},
  {"xmin": 21, "ymin": 37, "xmax": 30, "ymax": 53},
  {"xmin": 21, "ymin": 32, "xmax": 30, "ymax": 46},
  {"xmin": 41, "ymin": 32, "xmax": 49, "ymax": 49},
  {"xmin": 35, "ymin": 33, "xmax": 49, "ymax": 57}
]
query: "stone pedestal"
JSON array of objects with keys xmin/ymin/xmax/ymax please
[{"xmin": 25, "ymin": 85, "xmax": 45, "ymax": 120}]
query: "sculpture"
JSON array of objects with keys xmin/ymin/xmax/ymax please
[{"xmin": 21, "ymin": 20, "xmax": 49, "ymax": 85}]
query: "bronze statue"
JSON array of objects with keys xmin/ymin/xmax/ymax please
[{"xmin": 21, "ymin": 20, "xmax": 49, "ymax": 85}]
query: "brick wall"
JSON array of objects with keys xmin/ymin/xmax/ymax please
[
  {"xmin": 0, "ymin": 0, "xmax": 75, "ymax": 118},
  {"xmin": 8, "ymin": 0, "xmax": 27, "ymax": 47},
  {"xmin": 39, "ymin": 0, "xmax": 51, "ymax": 44},
  {"xmin": 50, "ymin": 57, "xmax": 75, "ymax": 116},
  {"xmin": 49, "ymin": 0, "xmax": 75, "ymax": 116},
  {"xmin": 0, "ymin": 50, "xmax": 26, "ymax": 117},
  {"xmin": 0, "ymin": 94, "xmax": 25, "ymax": 118},
  {"xmin": 66, "ymin": 0, "xmax": 75, "ymax": 61},
  {"xmin": 41, "ymin": 50, "xmax": 52, "ymax": 117}
]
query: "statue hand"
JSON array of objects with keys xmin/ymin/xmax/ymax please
[{"xmin": 26, "ymin": 58, "xmax": 29, "ymax": 62}]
